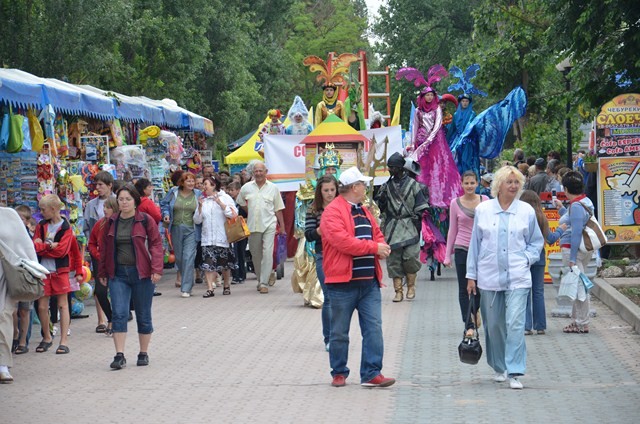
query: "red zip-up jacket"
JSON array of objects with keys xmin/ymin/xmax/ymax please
[
  {"xmin": 98, "ymin": 211, "xmax": 164, "ymax": 279},
  {"xmin": 34, "ymin": 218, "xmax": 82, "ymax": 275},
  {"xmin": 138, "ymin": 196, "xmax": 162, "ymax": 224},
  {"xmin": 319, "ymin": 195, "xmax": 385, "ymax": 284},
  {"xmin": 88, "ymin": 217, "xmax": 107, "ymax": 260}
]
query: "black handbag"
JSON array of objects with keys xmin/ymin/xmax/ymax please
[{"xmin": 458, "ymin": 295, "xmax": 483, "ymax": 365}]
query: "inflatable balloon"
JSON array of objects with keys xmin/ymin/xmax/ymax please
[{"xmin": 74, "ymin": 282, "xmax": 93, "ymax": 301}]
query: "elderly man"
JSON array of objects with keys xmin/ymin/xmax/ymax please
[
  {"xmin": 320, "ymin": 167, "xmax": 395, "ymax": 388},
  {"xmin": 375, "ymin": 153, "xmax": 429, "ymax": 302},
  {"xmin": 237, "ymin": 160, "xmax": 286, "ymax": 294}
]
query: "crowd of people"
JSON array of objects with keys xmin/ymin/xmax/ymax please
[{"xmin": 0, "ymin": 139, "xmax": 601, "ymax": 390}]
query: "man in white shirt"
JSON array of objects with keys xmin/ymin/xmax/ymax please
[{"xmin": 237, "ymin": 161, "xmax": 286, "ymax": 294}]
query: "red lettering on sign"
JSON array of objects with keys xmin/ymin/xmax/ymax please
[{"xmin": 293, "ymin": 145, "xmax": 306, "ymax": 157}]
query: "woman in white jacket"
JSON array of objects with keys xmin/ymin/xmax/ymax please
[
  {"xmin": 466, "ymin": 166, "xmax": 544, "ymax": 390},
  {"xmin": 194, "ymin": 176, "xmax": 237, "ymax": 297}
]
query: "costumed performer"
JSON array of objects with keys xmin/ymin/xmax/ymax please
[
  {"xmin": 375, "ymin": 153, "xmax": 429, "ymax": 302},
  {"xmin": 291, "ymin": 145, "xmax": 342, "ymax": 307},
  {"xmin": 446, "ymin": 64, "xmax": 488, "ymax": 176},
  {"xmin": 396, "ymin": 64, "xmax": 462, "ymax": 208},
  {"xmin": 259, "ymin": 109, "xmax": 286, "ymax": 141},
  {"xmin": 285, "ymin": 96, "xmax": 313, "ymax": 135},
  {"xmin": 303, "ymin": 54, "xmax": 358, "ymax": 127}
]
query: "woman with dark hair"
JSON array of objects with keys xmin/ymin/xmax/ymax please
[
  {"xmin": 553, "ymin": 171, "xmax": 595, "ymax": 334},
  {"xmin": 304, "ymin": 175, "xmax": 339, "ymax": 351},
  {"xmin": 444, "ymin": 170, "xmax": 488, "ymax": 337},
  {"xmin": 519, "ymin": 190, "xmax": 566, "ymax": 335},
  {"xmin": 134, "ymin": 178, "xmax": 161, "ymax": 224},
  {"xmin": 193, "ymin": 176, "xmax": 237, "ymax": 297},
  {"xmin": 160, "ymin": 173, "xmax": 202, "ymax": 297},
  {"xmin": 99, "ymin": 184, "xmax": 163, "ymax": 369}
]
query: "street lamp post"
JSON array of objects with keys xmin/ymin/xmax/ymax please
[{"xmin": 556, "ymin": 58, "xmax": 573, "ymax": 168}]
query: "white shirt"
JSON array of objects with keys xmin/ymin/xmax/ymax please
[
  {"xmin": 193, "ymin": 191, "xmax": 237, "ymax": 247},
  {"xmin": 236, "ymin": 180, "xmax": 284, "ymax": 233},
  {"xmin": 466, "ymin": 198, "xmax": 543, "ymax": 291}
]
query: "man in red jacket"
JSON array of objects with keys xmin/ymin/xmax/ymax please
[{"xmin": 319, "ymin": 167, "xmax": 395, "ymax": 388}]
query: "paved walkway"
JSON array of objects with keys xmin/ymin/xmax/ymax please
[{"xmin": 3, "ymin": 262, "xmax": 640, "ymax": 423}]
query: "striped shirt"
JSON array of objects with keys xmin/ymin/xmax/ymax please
[{"xmin": 350, "ymin": 203, "xmax": 375, "ymax": 283}]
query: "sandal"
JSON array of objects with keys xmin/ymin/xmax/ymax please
[
  {"xmin": 537, "ymin": 330, "xmax": 546, "ymax": 335},
  {"xmin": 203, "ymin": 290, "xmax": 215, "ymax": 298},
  {"xmin": 563, "ymin": 323, "xmax": 580, "ymax": 333},
  {"xmin": 579, "ymin": 325, "xmax": 589, "ymax": 334},
  {"xmin": 96, "ymin": 324, "xmax": 107, "ymax": 333},
  {"xmin": 36, "ymin": 340, "xmax": 53, "ymax": 353},
  {"xmin": 14, "ymin": 345, "xmax": 29, "ymax": 354},
  {"xmin": 175, "ymin": 281, "xmax": 181, "ymax": 288},
  {"xmin": 56, "ymin": 345, "xmax": 70, "ymax": 354},
  {"xmin": 223, "ymin": 287, "xmax": 231, "ymax": 295},
  {"xmin": 524, "ymin": 330, "xmax": 534, "ymax": 336}
]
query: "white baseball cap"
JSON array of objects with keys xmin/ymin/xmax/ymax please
[{"xmin": 339, "ymin": 167, "xmax": 373, "ymax": 185}]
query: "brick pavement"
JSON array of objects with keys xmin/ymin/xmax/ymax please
[{"xmin": 2, "ymin": 262, "xmax": 640, "ymax": 423}]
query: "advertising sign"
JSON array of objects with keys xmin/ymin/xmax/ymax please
[
  {"xmin": 595, "ymin": 93, "xmax": 640, "ymax": 157},
  {"xmin": 597, "ymin": 156, "xmax": 640, "ymax": 244}
]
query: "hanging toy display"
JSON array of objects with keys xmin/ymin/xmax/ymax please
[
  {"xmin": 111, "ymin": 145, "xmax": 149, "ymax": 182},
  {"xmin": 143, "ymin": 127, "xmax": 171, "ymax": 202}
]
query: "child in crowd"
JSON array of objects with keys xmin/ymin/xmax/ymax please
[
  {"xmin": 33, "ymin": 195, "xmax": 84, "ymax": 354},
  {"xmin": 12, "ymin": 205, "xmax": 35, "ymax": 354},
  {"xmin": 226, "ymin": 181, "xmax": 248, "ymax": 284}
]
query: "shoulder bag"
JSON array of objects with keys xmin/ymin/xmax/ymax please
[
  {"xmin": 0, "ymin": 239, "xmax": 47, "ymax": 302},
  {"xmin": 458, "ymin": 296, "xmax": 483, "ymax": 365},
  {"xmin": 571, "ymin": 202, "xmax": 606, "ymax": 253}
]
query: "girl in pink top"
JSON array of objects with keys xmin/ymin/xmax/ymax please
[{"xmin": 444, "ymin": 171, "xmax": 488, "ymax": 335}]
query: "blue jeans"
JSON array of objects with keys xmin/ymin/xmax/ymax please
[
  {"xmin": 327, "ymin": 280, "xmax": 384, "ymax": 383},
  {"xmin": 171, "ymin": 224, "xmax": 197, "ymax": 294},
  {"xmin": 526, "ymin": 264, "xmax": 546, "ymax": 331},
  {"xmin": 315, "ymin": 254, "xmax": 330, "ymax": 345},
  {"xmin": 479, "ymin": 288, "xmax": 529, "ymax": 377},
  {"xmin": 109, "ymin": 265, "xmax": 154, "ymax": 334}
]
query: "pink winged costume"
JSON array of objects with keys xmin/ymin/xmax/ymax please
[{"xmin": 397, "ymin": 65, "xmax": 462, "ymax": 265}]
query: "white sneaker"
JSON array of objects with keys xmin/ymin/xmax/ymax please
[
  {"xmin": 67, "ymin": 328, "xmax": 71, "ymax": 336},
  {"xmin": 509, "ymin": 377, "xmax": 523, "ymax": 389},
  {"xmin": 493, "ymin": 371, "xmax": 507, "ymax": 382},
  {"xmin": 52, "ymin": 325, "xmax": 59, "ymax": 336},
  {"xmin": 181, "ymin": 292, "xmax": 191, "ymax": 298}
]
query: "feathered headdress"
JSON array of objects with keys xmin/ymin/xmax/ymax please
[
  {"xmin": 396, "ymin": 64, "xmax": 448, "ymax": 91},
  {"xmin": 303, "ymin": 54, "xmax": 359, "ymax": 89},
  {"xmin": 447, "ymin": 64, "xmax": 487, "ymax": 100}
]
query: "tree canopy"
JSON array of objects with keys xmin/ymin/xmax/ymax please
[{"xmin": 1, "ymin": 0, "xmax": 638, "ymax": 161}]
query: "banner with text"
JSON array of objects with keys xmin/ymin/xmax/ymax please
[{"xmin": 264, "ymin": 126, "xmax": 404, "ymax": 192}]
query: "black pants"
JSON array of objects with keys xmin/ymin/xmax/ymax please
[
  {"xmin": 454, "ymin": 249, "xmax": 481, "ymax": 330},
  {"xmin": 92, "ymin": 257, "xmax": 113, "ymax": 322},
  {"xmin": 48, "ymin": 295, "xmax": 72, "ymax": 323},
  {"xmin": 233, "ymin": 239, "xmax": 248, "ymax": 280}
]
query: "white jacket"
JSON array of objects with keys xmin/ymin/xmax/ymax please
[
  {"xmin": 193, "ymin": 191, "xmax": 237, "ymax": 247},
  {"xmin": 466, "ymin": 198, "xmax": 544, "ymax": 291}
]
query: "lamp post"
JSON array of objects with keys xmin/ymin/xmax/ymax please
[{"xmin": 556, "ymin": 58, "xmax": 573, "ymax": 168}]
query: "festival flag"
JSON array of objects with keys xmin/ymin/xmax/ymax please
[{"xmin": 390, "ymin": 94, "xmax": 401, "ymax": 126}]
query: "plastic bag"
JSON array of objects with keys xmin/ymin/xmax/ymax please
[
  {"xmin": 28, "ymin": 109, "xmax": 45, "ymax": 151},
  {"xmin": 0, "ymin": 111, "xmax": 8, "ymax": 150},
  {"xmin": 21, "ymin": 115, "xmax": 32, "ymax": 151},
  {"xmin": 558, "ymin": 266, "xmax": 580, "ymax": 301},
  {"xmin": 7, "ymin": 106, "xmax": 25, "ymax": 153}
]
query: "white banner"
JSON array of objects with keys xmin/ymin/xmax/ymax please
[{"xmin": 264, "ymin": 126, "xmax": 404, "ymax": 191}]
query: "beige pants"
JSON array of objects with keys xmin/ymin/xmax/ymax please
[
  {"xmin": 0, "ymin": 297, "xmax": 16, "ymax": 367},
  {"xmin": 561, "ymin": 247, "xmax": 593, "ymax": 326},
  {"xmin": 249, "ymin": 225, "xmax": 276, "ymax": 288}
]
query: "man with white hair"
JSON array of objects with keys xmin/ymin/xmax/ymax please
[{"xmin": 237, "ymin": 160, "xmax": 286, "ymax": 294}]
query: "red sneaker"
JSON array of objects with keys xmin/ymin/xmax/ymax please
[
  {"xmin": 361, "ymin": 374, "xmax": 395, "ymax": 387},
  {"xmin": 331, "ymin": 375, "xmax": 347, "ymax": 387}
]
